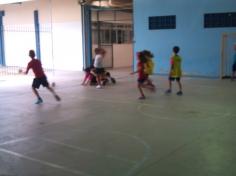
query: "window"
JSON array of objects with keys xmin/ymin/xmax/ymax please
[
  {"xmin": 204, "ymin": 12, "xmax": 236, "ymax": 28},
  {"xmin": 149, "ymin": 15, "xmax": 176, "ymax": 30},
  {"xmin": 92, "ymin": 22, "xmax": 133, "ymax": 44}
]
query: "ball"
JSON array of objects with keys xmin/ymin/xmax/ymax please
[
  {"xmin": 18, "ymin": 69, "xmax": 23, "ymax": 73},
  {"xmin": 51, "ymin": 82, "xmax": 56, "ymax": 87}
]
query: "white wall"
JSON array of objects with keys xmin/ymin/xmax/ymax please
[
  {"xmin": 92, "ymin": 43, "xmax": 133, "ymax": 68},
  {"xmin": 0, "ymin": 0, "xmax": 83, "ymax": 71},
  {"xmin": 113, "ymin": 44, "xmax": 133, "ymax": 68}
]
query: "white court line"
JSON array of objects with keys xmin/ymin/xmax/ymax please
[
  {"xmin": 137, "ymin": 104, "xmax": 232, "ymax": 121},
  {"xmin": 42, "ymin": 137, "xmax": 138, "ymax": 165},
  {"xmin": 129, "ymin": 112, "xmax": 233, "ymax": 176},
  {"xmin": 0, "ymin": 147, "xmax": 94, "ymax": 176},
  {"xmin": 69, "ymin": 95, "xmax": 165, "ymax": 109},
  {"xmin": 137, "ymin": 105, "xmax": 175, "ymax": 121},
  {"xmin": 0, "ymin": 137, "xmax": 30, "ymax": 146},
  {"xmin": 112, "ymin": 131, "xmax": 152, "ymax": 176}
]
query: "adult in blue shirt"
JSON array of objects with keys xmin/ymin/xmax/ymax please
[{"xmin": 232, "ymin": 44, "xmax": 236, "ymax": 81}]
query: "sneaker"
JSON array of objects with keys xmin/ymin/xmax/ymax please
[
  {"xmin": 101, "ymin": 79, "xmax": 108, "ymax": 86},
  {"xmin": 138, "ymin": 96, "xmax": 146, "ymax": 100},
  {"xmin": 176, "ymin": 91, "xmax": 183, "ymax": 96},
  {"xmin": 54, "ymin": 95, "xmax": 61, "ymax": 101},
  {"xmin": 96, "ymin": 85, "xmax": 102, "ymax": 89},
  {"xmin": 111, "ymin": 77, "xmax": 116, "ymax": 84},
  {"xmin": 35, "ymin": 98, "xmax": 43, "ymax": 104},
  {"xmin": 165, "ymin": 89, "xmax": 171, "ymax": 94}
]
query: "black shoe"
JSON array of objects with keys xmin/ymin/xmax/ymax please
[
  {"xmin": 111, "ymin": 77, "xmax": 116, "ymax": 84},
  {"xmin": 176, "ymin": 91, "xmax": 183, "ymax": 96},
  {"xmin": 54, "ymin": 95, "xmax": 61, "ymax": 101},
  {"xmin": 165, "ymin": 89, "xmax": 171, "ymax": 94}
]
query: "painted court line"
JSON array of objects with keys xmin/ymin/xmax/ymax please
[
  {"xmin": 0, "ymin": 137, "xmax": 30, "ymax": 146},
  {"xmin": 112, "ymin": 131, "xmax": 152, "ymax": 176},
  {"xmin": 129, "ymin": 112, "xmax": 233, "ymax": 176},
  {"xmin": 42, "ymin": 137, "xmax": 138, "ymax": 165},
  {"xmin": 137, "ymin": 104, "xmax": 232, "ymax": 121},
  {"xmin": 0, "ymin": 147, "xmax": 93, "ymax": 176}
]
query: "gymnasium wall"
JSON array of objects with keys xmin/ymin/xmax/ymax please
[
  {"xmin": 0, "ymin": 0, "xmax": 83, "ymax": 71},
  {"xmin": 133, "ymin": 0, "xmax": 236, "ymax": 77}
]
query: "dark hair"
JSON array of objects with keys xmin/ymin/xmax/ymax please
[
  {"xmin": 94, "ymin": 48, "xmax": 106, "ymax": 55},
  {"xmin": 142, "ymin": 50, "xmax": 154, "ymax": 58},
  {"xmin": 29, "ymin": 50, "xmax": 35, "ymax": 58},
  {"xmin": 173, "ymin": 46, "xmax": 180, "ymax": 54},
  {"xmin": 94, "ymin": 48, "xmax": 100, "ymax": 54},
  {"xmin": 105, "ymin": 72, "xmax": 111, "ymax": 77},
  {"xmin": 138, "ymin": 51, "xmax": 147, "ymax": 63}
]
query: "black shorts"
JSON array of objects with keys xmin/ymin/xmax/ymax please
[
  {"xmin": 138, "ymin": 77, "xmax": 147, "ymax": 84},
  {"xmin": 169, "ymin": 77, "xmax": 180, "ymax": 82},
  {"xmin": 233, "ymin": 63, "xmax": 236, "ymax": 72},
  {"xmin": 32, "ymin": 76, "xmax": 49, "ymax": 89},
  {"xmin": 94, "ymin": 68, "xmax": 105, "ymax": 75}
]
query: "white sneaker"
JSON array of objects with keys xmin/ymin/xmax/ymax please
[{"xmin": 96, "ymin": 85, "xmax": 102, "ymax": 89}]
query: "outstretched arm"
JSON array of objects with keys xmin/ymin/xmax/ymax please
[{"xmin": 24, "ymin": 63, "xmax": 30, "ymax": 74}]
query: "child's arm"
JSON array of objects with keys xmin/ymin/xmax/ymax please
[
  {"xmin": 131, "ymin": 70, "xmax": 138, "ymax": 75},
  {"xmin": 24, "ymin": 64, "xmax": 30, "ymax": 74},
  {"xmin": 169, "ymin": 58, "xmax": 174, "ymax": 76}
]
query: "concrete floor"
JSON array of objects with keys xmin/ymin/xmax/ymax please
[{"xmin": 0, "ymin": 69, "xmax": 236, "ymax": 176}]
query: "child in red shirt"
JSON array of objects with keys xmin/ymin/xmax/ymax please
[
  {"xmin": 131, "ymin": 52, "xmax": 149, "ymax": 99},
  {"xmin": 25, "ymin": 50, "xmax": 61, "ymax": 104}
]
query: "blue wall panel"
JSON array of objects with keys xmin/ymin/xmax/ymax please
[
  {"xmin": 133, "ymin": 0, "xmax": 236, "ymax": 77},
  {"xmin": 0, "ymin": 11, "xmax": 5, "ymax": 66},
  {"xmin": 34, "ymin": 10, "xmax": 41, "ymax": 60}
]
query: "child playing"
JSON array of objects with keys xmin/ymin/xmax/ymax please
[
  {"xmin": 131, "ymin": 51, "xmax": 154, "ymax": 100},
  {"xmin": 93, "ymin": 48, "xmax": 105, "ymax": 89},
  {"xmin": 24, "ymin": 50, "xmax": 61, "ymax": 104},
  {"xmin": 142, "ymin": 50, "xmax": 156, "ymax": 91},
  {"xmin": 81, "ymin": 66, "xmax": 94, "ymax": 86},
  {"xmin": 165, "ymin": 46, "xmax": 183, "ymax": 95},
  {"xmin": 231, "ymin": 44, "xmax": 236, "ymax": 81}
]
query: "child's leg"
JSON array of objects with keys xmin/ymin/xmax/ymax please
[
  {"xmin": 177, "ymin": 80, "xmax": 182, "ymax": 92},
  {"xmin": 138, "ymin": 83, "xmax": 145, "ymax": 99},
  {"xmin": 85, "ymin": 74, "xmax": 93, "ymax": 85},
  {"xmin": 32, "ymin": 87, "xmax": 41, "ymax": 99},
  {"xmin": 96, "ymin": 74, "xmax": 101, "ymax": 86},
  {"xmin": 32, "ymin": 79, "xmax": 43, "ymax": 104},
  {"xmin": 146, "ymin": 79, "xmax": 156, "ymax": 91},
  {"xmin": 176, "ymin": 78, "xmax": 183, "ymax": 95},
  {"xmin": 42, "ymin": 77, "xmax": 60, "ymax": 101},
  {"xmin": 165, "ymin": 77, "xmax": 172, "ymax": 94},
  {"xmin": 46, "ymin": 86, "xmax": 61, "ymax": 101},
  {"xmin": 168, "ymin": 79, "xmax": 172, "ymax": 90},
  {"xmin": 82, "ymin": 72, "xmax": 90, "ymax": 85}
]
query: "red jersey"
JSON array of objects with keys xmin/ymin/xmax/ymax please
[
  {"xmin": 26, "ymin": 59, "xmax": 45, "ymax": 78},
  {"xmin": 138, "ymin": 61, "xmax": 146, "ymax": 80}
]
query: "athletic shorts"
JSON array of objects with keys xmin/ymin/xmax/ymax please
[
  {"xmin": 32, "ymin": 76, "xmax": 49, "ymax": 89},
  {"xmin": 232, "ymin": 63, "xmax": 236, "ymax": 72},
  {"xmin": 169, "ymin": 77, "xmax": 181, "ymax": 82},
  {"xmin": 138, "ymin": 77, "xmax": 147, "ymax": 84},
  {"xmin": 94, "ymin": 68, "xmax": 105, "ymax": 74}
]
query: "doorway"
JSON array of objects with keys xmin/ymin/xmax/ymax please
[
  {"xmin": 81, "ymin": 3, "xmax": 133, "ymax": 69},
  {"xmin": 221, "ymin": 33, "xmax": 236, "ymax": 79}
]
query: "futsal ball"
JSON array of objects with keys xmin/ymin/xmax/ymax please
[{"xmin": 51, "ymin": 82, "xmax": 56, "ymax": 87}]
